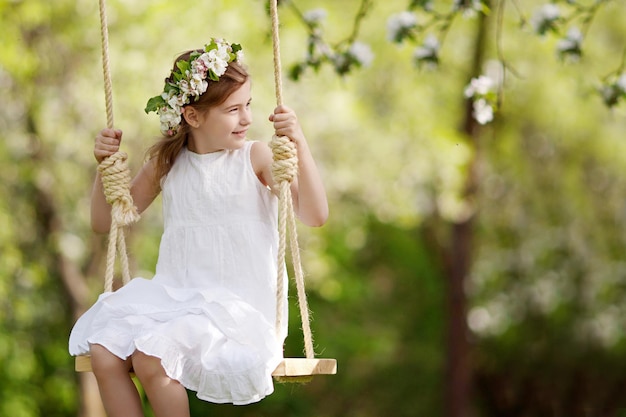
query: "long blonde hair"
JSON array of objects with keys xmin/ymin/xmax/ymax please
[{"xmin": 147, "ymin": 52, "xmax": 249, "ymax": 184}]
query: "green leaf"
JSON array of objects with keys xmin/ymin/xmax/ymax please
[
  {"xmin": 206, "ymin": 39, "xmax": 218, "ymax": 51},
  {"xmin": 144, "ymin": 95, "xmax": 166, "ymax": 114},
  {"xmin": 479, "ymin": 2, "xmax": 491, "ymax": 16},
  {"xmin": 176, "ymin": 60, "xmax": 191, "ymax": 75},
  {"xmin": 288, "ymin": 63, "xmax": 304, "ymax": 81},
  {"xmin": 207, "ymin": 70, "xmax": 219, "ymax": 82},
  {"xmin": 164, "ymin": 83, "xmax": 178, "ymax": 94}
]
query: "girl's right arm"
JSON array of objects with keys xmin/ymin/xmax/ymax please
[{"xmin": 91, "ymin": 128, "xmax": 160, "ymax": 233}]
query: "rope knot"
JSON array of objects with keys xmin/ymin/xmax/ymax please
[
  {"xmin": 98, "ymin": 151, "xmax": 140, "ymax": 227},
  {"xmin": 269, "ymin": 135, "xmax": 298, "ymax": 185}
]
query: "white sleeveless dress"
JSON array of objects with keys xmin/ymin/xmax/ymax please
[{"xmin": 69, "ymin": 141, "xmax": 287, "ymax": 405}]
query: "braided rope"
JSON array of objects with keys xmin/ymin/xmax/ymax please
[
  {"xmin": 99, "ymin": 0, "xmax": 114, "ymax": 129},
  {"xmin": 98, "ymin": 152, "xmax": 140, "ymax": 291},
  {"xmin": 269, "ymin": 0, "xmax": 315, "ymax": 360},
  {"xmin": 98, "ymin": 0, "xmax": 139, "ymax": 293}
]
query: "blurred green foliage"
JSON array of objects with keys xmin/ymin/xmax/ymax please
[{"xmin": 1, "ymin": 0, "xmax": 626, "ymax": 416}]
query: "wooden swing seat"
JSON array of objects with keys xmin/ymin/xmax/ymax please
[{"xmin": 75, "ymin": 355, "xmax": 336, "ymax": 382}]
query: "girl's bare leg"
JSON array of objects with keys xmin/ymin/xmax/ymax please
[
  {"xmin": 131, "ymin": 351, "xmax": 190, "ymax": 417},
  {"xmin": 90, "ymin": 344, "xmax": 143, "ymax": 417}
]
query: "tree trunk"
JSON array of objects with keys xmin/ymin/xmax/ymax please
[
  {"xmin": 444, "ymin": 6, "xmax": 489, "ymax": 417},
  {"xmin": 445, "ymin": 220, "xmax": 474, "ymax": 417},
  {"xmin": 26, "ymin": 112, "xmax": 107, "ymax": 417}
]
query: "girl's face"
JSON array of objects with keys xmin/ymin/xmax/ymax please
[{"xmin": 193, "ymin": 79, "xmax": 252, "ymax": 153}]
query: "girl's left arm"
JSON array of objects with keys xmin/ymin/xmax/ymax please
[
  {"xmin": 262, "ymin": 105, "xmax": 328, "ymax": 227},
  {"xmin": 289, "ymin": 137, "xmax": 328, "ymax": 227}
]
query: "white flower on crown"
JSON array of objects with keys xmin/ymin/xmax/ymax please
[
  {"xmin": 178, "ymin": 79, "xmax": 193, "ymax": 100},
  {"xmin": 205, "ymin": 49, "xmax": 229, "ymax": 77},
  {"xmin": 145, "ymin": 38, "xmax": 243, "ymax": 136},
  {"xmin": 191, "ymin": 57, "xmax": 208, "ymax": 77},
  {"xmin": 158, "ymin": 106, "xmax": 182, "ymax": 135},
  {"xmin": 189, "ymin": 72, "xmax": 209, "ymax": 98},
  {"xmin": 163, "ymin": 90, "xmax": 184, "ymax": 112}
]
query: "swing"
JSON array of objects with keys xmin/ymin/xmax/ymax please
[{"xmin": 74, "ymin": 0, "xmax": 337, "ymax": 383}]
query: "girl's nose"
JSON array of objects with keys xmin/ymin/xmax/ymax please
[{"xmin": 240, "ymin": 108, "xmax": 252, "ymax": 126}]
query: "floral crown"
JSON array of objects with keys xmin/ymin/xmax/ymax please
[{"xmin": 144, "ymin": 38, "xmax": 243, "ymax": 136}]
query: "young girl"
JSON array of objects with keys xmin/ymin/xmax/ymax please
[{"xmin": 69, "ymin": 38, "xmax": 328, "ymax": 417}]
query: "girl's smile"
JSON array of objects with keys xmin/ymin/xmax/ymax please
[{"xmin": 233, "ymin": 128, "xmax": 248, "ymax": 138}]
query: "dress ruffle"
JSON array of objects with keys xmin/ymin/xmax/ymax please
[{"xmin": 69, "ymin": 278, "xmax": 283, "ymax": 405}]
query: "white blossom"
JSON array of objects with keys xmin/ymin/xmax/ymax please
[
  {"xmin": 162, "ymin": 90, "xmax": 184, "ymax": 111},
  {"xmin": 158, "ymin": 106, "xmax": 182, "ymax": 133},
  {"xmin": 531, "ymin": 4, "xmax": 560, "ymax": 34},
  {"xmin": 453, "ymin": 0, "xmax": 485, "ymax": 18},
  {"xmin": 189, "ymin": 73, "xmax": 208, "ymax": 97},
  {"xmin": 204, "ymin": 49, "xmax": 229, "ymax": 77},
  {"xmin": 423, "ymin": 34, "xmax": 440, "ymax": 51},
  {"xmin": 556, "ymin": 26, "xmax": 583, "ymax": 57},
  {"xmin": 216, "ymin": 42, "xmax": 231, "ymax": 61},
  {"xmin": 617, "ymin": 73, "xmax": 626, "ymax": 92},
  {"xmin": 178, "ymin": 79, "xmax": 193, "ymax": 99},
  {"xmin": 303, "ymin": 8, "xmax": 327, "ymax": 25},
  {"xmin": 600, "ymin": 85, "xmax": 617, "ymax": 105},
  {"xmin": 413, "ymin": 34, "xmax": 440, "ymax": 61},
  {"xmin": 387, "ymin": 11, "xmax": 418, "ymax": 42},
  {"xmin": 464, "ymin": 75, "xmax": 495, "ymax": 98},
  {"xmin": 192, "ymin": 57, "xmax": 207, "ymax": 76},
  {"xmin": 464, "ymin": 75, "xmax": 497, "ymax": 124},
  {"xmin": 422, "ymin": 1, "xmax": 434, "ymax": 11},
  {"xmin": 349, "ymin": 42, "xmax": 374, "ymax": 67},
  {"xmin": 472, "ymin": 98, "xmax": 494, "ymax": 125},
  {"xmin": 536, "ymin": 3, "xmax": 560, "ymax": 21}
]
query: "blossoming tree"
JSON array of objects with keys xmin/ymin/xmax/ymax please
[
  {"xmin": 284, "ymin": 0, "xmax": 626, "ymax": 123},
  {"xmin": 275, "ymin": 1, "xmax": 626, "ymax": 416}
]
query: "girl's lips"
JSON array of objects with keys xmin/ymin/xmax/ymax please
[{"xmin": 233, "ymin": 129, "xmax": 247, "ymax": 137}]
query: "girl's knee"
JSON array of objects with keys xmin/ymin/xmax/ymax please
[
  {"xmin": 90, "ymin": 344, "xmax": 130, "ymax": 377},
  {"xmin": 131, "ymin": 351, "xmax": 167, "ymax": 382}
]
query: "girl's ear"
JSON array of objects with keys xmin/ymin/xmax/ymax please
[{"xmin": 182, "ymin": 107, "xmax": 200, "ymax": 128}]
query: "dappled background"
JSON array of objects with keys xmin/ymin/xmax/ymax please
[{"xmin": 2, "ymin": 0, "xmax": 626, "ymax": 416}]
